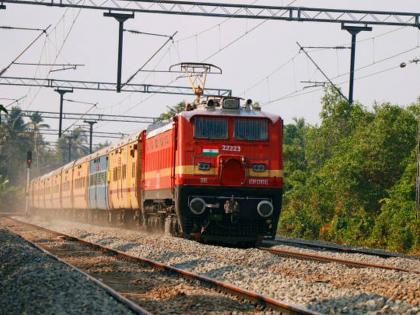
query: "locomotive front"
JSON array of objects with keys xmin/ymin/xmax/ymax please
[{"xmin": 174, "ymin": 98, "xmax": 283, "ymax": 244}]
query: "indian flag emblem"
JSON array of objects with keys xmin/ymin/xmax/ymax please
[{"xmin": 203, "ymin": 148, "xmax": 219, "ymax": 156}]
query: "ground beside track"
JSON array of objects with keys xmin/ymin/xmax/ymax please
[
  {"xmin": 9, "ymin": 216, "xmax": 420, "ymax": 315},
  {"xmin": 0, "ymin": 226, "xmax": 138, "ymax": 315}
]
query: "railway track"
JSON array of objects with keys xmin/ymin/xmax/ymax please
[
  {"xmin": 3, "ymin": 216, "xmax": 319, "ymax": 315},
  {"xmin": 258, "ymin": 246, "xmax": 419, "ymax": 274},
  {"xmin": 267, "ymin": 237, "xmax": 412, "ymax": 259}
]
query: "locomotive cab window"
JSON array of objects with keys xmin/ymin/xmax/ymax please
[
  {"xmin": 194, "ymin": 117, "xmax": 228, "ymax": 139},
  {"xmin": 234, "ymin": 119, "xmax": 268, "ymax": 141}
]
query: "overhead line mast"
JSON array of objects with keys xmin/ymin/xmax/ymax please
[
  {"xmin": 1, "ymin": 1, "xmax": 418, "ymax": 107},
  {"xmin": 20, "ymin": 110, "xmax": 157, "ymax": 124},
  {"xmin": 0, "ymin": 76, "xmax": 232, "ymax": 96},
  {"xmin": 0, "ymin": 1, "xmax": 419, "ymax": 27}
]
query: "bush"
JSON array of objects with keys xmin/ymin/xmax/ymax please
[{"xmin": 0, "ymin": 175, "xmax": 25, "ymax": 212}]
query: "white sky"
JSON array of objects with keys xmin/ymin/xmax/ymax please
[{"xmin": 1, "ymin": 0, "xmax": 419, "ymax": 145}]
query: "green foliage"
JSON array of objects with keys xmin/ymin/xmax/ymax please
[
  {"xmin": 279, "ymin": 88, "xmax": 420, "ymax": 253},
  {"xmin": 157, "ymin": 101, "xmax": 186, "ymax": 121},
  {"xmin": 0, "ymin": 106, "xmax": 91, "ymax": 189},
  {"xmin": 0, "ymin": 175, "xmax": 24, "ymax": 211},
  {"xmin": 0, "ymin": 104, "xmax": 8, "ymax": 115},
  {"xmin": 371, "ymin": 149, "xmax": 419, "ymax": 251}
]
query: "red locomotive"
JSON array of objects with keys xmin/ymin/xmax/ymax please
[{"xmin": 143, "ymin": 97, "xmax": 283, "ymax": 243}]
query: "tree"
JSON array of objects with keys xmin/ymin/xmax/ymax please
[
  {"xmin": 157, "ymin": 101, "xmax": 186, "ymax": 121},
  {"xmin": 0, "ymin": 107, "xmax": 32, "ymax": 184},
  {"xmin": 279, "ymin": 89, "xmax": 420, "ymax": 252},
  {"xmin": 0, "ymin": 104, "xmax": 8, "ymax": 124},
  {"xmin": 55, "ymin": 128, "xmax": 89, "ymax": 164},
  {"xmin": 27, "ymin": 111, "xmax": 50, "ymax": 173}
]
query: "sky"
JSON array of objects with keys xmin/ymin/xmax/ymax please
[{"xmin": 0, "ymin": 0, "xmax": 419, "ymax": 145}]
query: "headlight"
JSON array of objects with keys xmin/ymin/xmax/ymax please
[
  {"xmin": 189, "ymin": 197, "xmax": 206, "ymax": 215},
  {"xmin": 257, "ymin": 200, "xmax": 273, "ymax": 218},
  {"xmin": 252, "ymin": 163, "xmax": 266, "ymax": 172},
  {"xmin": 198, "ymin": 162, "xmax": 211, "ymax": 171}
]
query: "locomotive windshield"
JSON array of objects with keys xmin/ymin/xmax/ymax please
[
  {"xmin": 234, "ymin": 119, "xmax": 268, "ymax": 141},
  {"xmin": 194, "ymin": 117, "xmax": 228, "ymax": 139}
]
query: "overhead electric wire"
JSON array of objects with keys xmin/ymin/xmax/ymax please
[
  {"xmin": 0, "ymin": 25, "xmax": 51, "ymax": 76},
  {"xmin": 62, "ymin": 103, "xmax": 97, "ymax": 134},
  {"xmin": 297, "ymin": 42, "xmax": 349, "ymax": 102},
  {"xmin": 18, "ymin": 8, "xmax": 75, "ymax": 110},
  {"xmin": 124, "ymin": 29, "xmax": 173, "ymax": 38},
  {"xmin": 262, "ymin": 61, "xmax": 409, "ymax": 106},
  {"xmin": 123, "ymin": 31, "xmax": 178, "ymax": 87},
  {"xmin": 97, "ymin": 0, "xmax": 297, "ymax": 119},
  {"xmin": 28, "ymin": 128, "xmax": 127, "ymax": 137},
  {"xmin": 335, "ymin": 46, "xmax": 420, "ymax": 77},
  {"xmin": 106, "ymin": 0, "xmax": 273, "ymax": 117},
  {"xmin": 241, "ymin": 51, "xmax": 299, "ymax": 96},
  {"xmin": 174, "ymin": 0, "xmax": 263, "ymax": 43},
  {"xmin": 300, "ymin": 46, "xmax": 350, "ymax": 50},
  {"xmin": 0, "ymin": 25, "xmax": 46, "ymax": 32},
  {"xmin": 120, "ymin": 0, "xmax": 300, "ymax": 116},
  {"xmin": 26, "ymin": 6, "xmax": 84, "ymax": 109},
  {"xmin": 201, "ymin": 0, "xmax": 298, "ymax": 61},
  {"xmin": 14, "ymin": 62, "xmax": 84, "ymax": 67},
  {"xmin": 239, "ymin": 26, "xmax": 417, "ymax": 99},
  {"xmin": 63, "ymin": 99, "xmax": 98, "ymax": 106},
  {"xmin": 202, "ymin": 20, "xmax": 267, "ymax": 62},
  {"xmin": 1, "ymin": 95, "xmax": 27, "ymax": 108}
]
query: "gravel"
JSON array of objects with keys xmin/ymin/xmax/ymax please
[
  {"xmin": 0, "ymin": 226, "xmax": 138, "ymax": 315},
  {"xmin": 13, "ymin": 216, "xmax": 420, "ymax": 315},
  {"xmin": 3, "ymin": 220, "xmax": 264, "ymax": 315}
]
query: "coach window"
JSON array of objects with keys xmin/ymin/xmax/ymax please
[
  {"xmin": 194, "ymin": 117, "xmax": 228, "ymax": 139},
  {"xmin": 234, "ymin": 119, "xmax": 268, "ymax": 141}
]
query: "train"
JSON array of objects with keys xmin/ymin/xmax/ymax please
[{"xmin": 29, "ymin": 96, "xmax": 284, "ymax": 245}]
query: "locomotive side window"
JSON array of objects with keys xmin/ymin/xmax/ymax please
[
  {"xmin": 194, "ymin": 117, "xmax": 228, "ymax": 139},
  {"xmin": 234, "ymin": 119, "xmax": 268, "ymax": 141}
]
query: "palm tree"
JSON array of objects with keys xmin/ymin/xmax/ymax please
[
  {"xmin": 0, "ymin": 104, "xmax": 7, "ymax": 124},
  {"xmin": 27, "ymin": 111, "xmax": 50, "ymax": 171},
  {"xmin": 56, "ymin": 128, "xmax": 89, "ymax": 164},
  {"xmin": 70, "ymin": 127, "xmax": 89, "ymax": 159},
  {"xmin": 0, "ymin": 107, "xmax": 31, "ymax": 184}
]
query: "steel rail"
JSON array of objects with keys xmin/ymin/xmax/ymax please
[
  {"xmin": 1, "ymin": 1, "xmax": 419, "ymax": 28},
  {"xmin": 4, "ymin": 223, "xmax": 152, "ymax": 315},
  {"xmin": 259, "ymin": 247, "xmax": 419, "ymax": 274},
  {"xmin": 6, "ymin": 217, "xmax": 320, "ymax": 315},
  {"xmin": 268, "ymin": 238, "xmax": 411, "ymax": 259}
]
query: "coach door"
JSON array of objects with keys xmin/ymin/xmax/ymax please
[
  {"xmin": 96, "ymin": 155, "xmax": 109, "ymax": 209},
  {"xmin": 88, "ymin": 159, "xmax": 96, "ymax": 209}
]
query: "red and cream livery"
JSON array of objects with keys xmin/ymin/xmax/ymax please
[
  {"xmin": 142, "ymin": 97, "xmax": 283, "ymax": 243},
  {"xmin": 30, "ymin": 97, "xmax": 283, "ymax": 245}
]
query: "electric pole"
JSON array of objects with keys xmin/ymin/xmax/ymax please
[
  {"xmin": 25, "ymin": 150, "xmax": 32, "ymax": 216},
  {"xmin": 341, "ymin": 24, "xmax": 372, "ymax": 104},
  {"xmin": 104, "ymin": 11, "xmax": 134, "ymax": 92},
  {"xmin": 84, "ymin": 120, "xmax": 97, "ymax": 153},
  {"xmin": 64, "ymin": 135, "xmax": 76, "ymax": 162},
  {"xmin": 55, "ymin": 88, "xmax": 73, "ymax": 138}
]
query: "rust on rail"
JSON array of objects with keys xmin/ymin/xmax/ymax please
[{"xmin": 259, "ymin": 247, "xmax": 419, "ymax": 274}]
